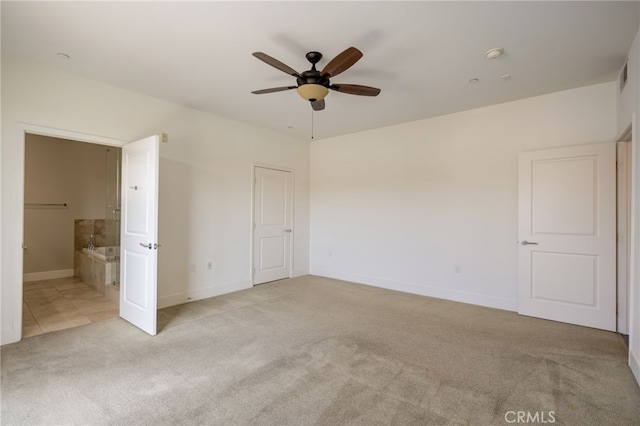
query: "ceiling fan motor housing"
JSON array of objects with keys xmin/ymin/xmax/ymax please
[{"xmin": 298, "ymin": 52, "xmax": 330, "ymax": 102}]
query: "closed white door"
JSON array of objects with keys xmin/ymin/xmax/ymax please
[
  {"xmin": 253, "ymin": 166, "xmax": 293, "ymax": 285},
  {"xmin": 518, "ymin": 143, "xmax": 616, "ymax": 331},
  {"xmin": 120, "ymin": 135, "xmax": 159, "ymax": 335}
]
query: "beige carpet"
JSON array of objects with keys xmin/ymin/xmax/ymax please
[{"xmin": 2, "ymin": 275, "xmax": 639, "ymax": 425}]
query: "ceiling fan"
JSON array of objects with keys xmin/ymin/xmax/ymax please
[{"xmin": 251, "ymin": 47, "xmax": 381, "ymax": 111}]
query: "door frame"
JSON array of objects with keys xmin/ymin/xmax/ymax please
[
  {"xmin": 4, "ymin": 123, "xmax": 125, "ymax": 344},
  {"xmin": 617, "ymin": 128, "xmax": 632, "ymax": 335},
  {"xmin": 630, "ymin": 115, "xmax": 640, "ymax": 385},
  {"xmin": 250, "ymin": 163, "xmax": 295, "ymax": 285}
]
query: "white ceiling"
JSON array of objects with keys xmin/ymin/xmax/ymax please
[{"xmin": 2, "ymin": 1, "xmax": 638, "ymax": 140}]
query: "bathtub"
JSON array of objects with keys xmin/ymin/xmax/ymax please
[
  {"xmin": 76, "ymin": 246, "xmax": 120, "ymax": 295},
  {"xmin": 82, "ymin": 246, "xmax": 120, "ymax": 261}
]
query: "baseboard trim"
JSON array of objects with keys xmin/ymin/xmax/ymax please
[
  {"xmin": 23, "ymin": 269, "xmax": 74, "ymax": 282},
  {"xmin": 158, "ymin": 280, "xmax": 251, "ymax": 309},
  {"xmin": 310, "ymin": 268, "xmax": 517, "ymax": 312},
  {"xmin": 630, "ymin": 349, "xmax": 640, "ymax": 388}
]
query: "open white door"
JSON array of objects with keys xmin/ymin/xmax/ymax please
[
  {"xmin": 253, "ymin": 166, "xmax": 293, "ymax": 285},
  {"xmin": 120, "ymin": 135, "xmax": 159, "ymax": 335},
  {"xmin": 518, "ymin": 143, "xmax": 616, "ymax": 331}
]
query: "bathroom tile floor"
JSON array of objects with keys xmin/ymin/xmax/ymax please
[{"xmin": 22, "ymin": 276, "xmax": 119, "ymax": 338}]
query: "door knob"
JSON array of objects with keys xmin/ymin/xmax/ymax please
[
  {"xmin": 284, "ymin": 229, "xmax": 292, "ymax": 233},
  {"xmin": 139, "ymin": 243, "xmax": 152, "ymax": 249},
  {"xmin": 518, "ymin": 240, "xmax": 539, "ymax": 246}
]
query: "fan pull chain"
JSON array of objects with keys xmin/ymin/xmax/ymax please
[{"xmin": 311, "ymin": 108, "xmax": 314, "ymax": 140}]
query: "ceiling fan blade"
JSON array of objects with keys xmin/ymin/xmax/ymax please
[
  {"xmin": 311, "ymin": 99, "xmax": 325, "ymax": 111},
  {"xmin": 321, "ymin": 47, "xmax": 363, "ymax": 78},
  {"xmin": 330, "ymin": 84, "xmax": 381, "ymax": 96},
  {"xmin": 251, "ymin": 86, "xmax": 297, "ymax": 94},
  {"xmin": 252, "ymin": 52, "xmax": 302, "ymax": 78}
]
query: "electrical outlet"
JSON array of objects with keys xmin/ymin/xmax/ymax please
[
  {"xmin": 454, "ymin": 265, "xmax": 462, "ymax": 273},
  {"xmin": 207, "ymin": 261, "xmax": 213, "ymax": 270},
  {"xmin": 328, "ymin": 250, "xmax": 332, "ymax": 258},
  {"xmin": 191, "ymin": 264, "xmax": 197, "ymax": 273}
]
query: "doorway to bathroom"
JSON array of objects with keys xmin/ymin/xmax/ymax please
[{"xmin": 22, "ymin": 133, "xmax": 122, "ymax": 337}]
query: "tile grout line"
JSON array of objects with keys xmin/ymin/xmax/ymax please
[
  {"xmin": 22, "ymin": 277, "xmax": 119, "ymax": 337},
  {"xmin": 23, "ymin": 299, "xmax": 44, "ymax": 336}
]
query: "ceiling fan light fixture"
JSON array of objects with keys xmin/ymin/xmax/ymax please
[{"xmin": 297, "ymin": 84, "xmax": 329, "ymax": 102}]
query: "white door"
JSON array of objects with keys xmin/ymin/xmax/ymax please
[
  {"xmin": 518, "ymin": 143, "xmax": 616, "ymax": 331},
  {"xmin": 120, "ymin": 135, "xmax": 160, "ymax": 335},
  {"xmin": 253, "ymin": 166, "xmax": 293, "ymax": 285}
]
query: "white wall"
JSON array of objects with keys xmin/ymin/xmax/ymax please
[
  {"xmin": 617, "ymin": 30, "xmax": 640, "ymax": 137},
  {"xmin": 310, "ymin": 82, "xmax": 617, "ymax": 311},
  {"xmin": 1, "ymin": 56, "xmax": 310, "ymax": 344}
]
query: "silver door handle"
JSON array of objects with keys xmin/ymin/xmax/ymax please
[
  {"xmin": 139, "ymin": 243, "xmax": 152, "ymax": 249},
  {"xmin": 284, "ymin": 229, "xmax": 292, "ymax": 233},
  {"xmin": 519, "ymin": 240, "xmax": 539, "ymax": 246}
]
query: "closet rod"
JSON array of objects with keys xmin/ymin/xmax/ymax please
[{"xmin": 24, "ymin": 203, "xmax": 68, "ymax": 207}]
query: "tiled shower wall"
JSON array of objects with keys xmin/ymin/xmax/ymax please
[{"xmin": 74, "ymin": 219, "xmax": 118, "ymax": 250}]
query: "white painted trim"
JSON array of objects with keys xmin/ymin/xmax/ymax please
[
  {"xmin": 18, "ymin": 123, "xmax": 126, "ymax": 147},
  {"xmin": 250, "ymin": 163, "xmax": 295, "ymax": 285},
  {"xmin": 158, "ymin": 280, "xmax": 251, "ymax": 309},
  {"xmin": 617, "ymin": 140, "xmax": 632, "ymax": 334},
  {"xmin": 23, "ymin": 269, "xmax": 74, "ymax": 282},
  {"xmin": 2, "ymin": 123, "xmax": 126, "ymax": 346},
  {"xmin": 631, "ymin": 349, "xmax": 640, "ymax": 388},
  {"xmin": 311, "ymin": 268, "xmax": 517, "ymax": 312},
  {"xmin": 629, "ymin": 113, "xmax": 640, "ymax": 386},
  {"xmin": 2, "ymin": 125, "xmax": 25, "ymax": 345}
]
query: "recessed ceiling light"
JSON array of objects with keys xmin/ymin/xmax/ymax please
[
  {"xmin": 485, "ymin": 48, "xmax": 504, "ymax": 60},
  {"xmin": 469, "ymin": 78, "xmax": 480, "ymax": 84},
  {"xmin": 501, "ymin": 74, "xmax": 512, "ymax": 81},
  {"xmin": 56, "ymin": 52, "xmax": 71, "ymax": 60},
  {"xmin": 287, "ymin": 126, "xmax": 294, "ymax": 129}
]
